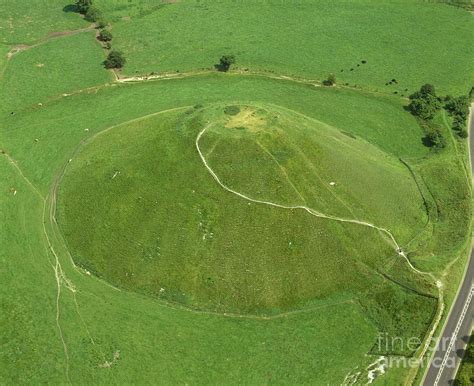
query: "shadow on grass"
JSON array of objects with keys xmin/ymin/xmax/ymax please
[
  {"xmin": 214, "ymin": 63, "xmax": 229, "ymax": 72},
  {"xmin": 63, "ymin": 4, "xmax": 79, "ymax": 13}
]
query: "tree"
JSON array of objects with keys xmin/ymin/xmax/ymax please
[
  {"xmin": 323, "ymin": 73, "xmax": 336, "ymax": 86},
  {"xmin": 104, "ymin": 50, "xmax": 126, "ymax": 69},
  {"xmin": 425, "ymin": 127, "xmax": 446, "ymax": 149},
  {"xmin": 420, "ymin": 83, "xmax": 436, "ymax": 97},
  {"xmin": 76, "ymin": 0, "xmax": 92, "ymax": 14},
  {"xmin": 98, "ymin": 29, "xmax": 113, "ymax": 42},
  {"xmin": 408, "ymin": 96, "xmax": 440, "ymax": 120},
  {"xmin": 408, "ymin": 84, "xmax": 441, "ymax": 120},
  {"xmin": 218, "ymin": 55, "xmax": 235, "ymax": 72},
  {"xmin": 445, "ymin": 95, "xmax": 470, "ymax": 119}
]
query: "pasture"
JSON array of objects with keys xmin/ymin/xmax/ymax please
[
  {"xmin": 0, "ymin": 1, "xmax": 472, "ymax": 384},
  {"xmin": 105, "ymin": 0, "xmax": 474, "ymax": 95}
]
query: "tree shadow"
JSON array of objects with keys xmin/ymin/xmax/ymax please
[
  {"xmin": 214, "ymin": 63, "xmax": 228, "ymax": 72},
  {"xmin": 421, "ymin": 135, "xmax": 433, "ymax": 148},
  {"xmin": 63, "ymin": 4, "xmax": 79, "ymax": 13}
]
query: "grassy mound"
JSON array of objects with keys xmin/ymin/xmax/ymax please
[
  {"xmin": 199, "ymin": 104, "xmax": 427, "ymax": 240},
  {"xmin": 57, "ymin": 103, "xmax": 436, "ymax": 354}
]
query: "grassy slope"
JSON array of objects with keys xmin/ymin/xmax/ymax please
[
  {"xmin": 0, "ymin": 1, "xmax": 471, "ymax": 383},
  {"xmin": 201, "ymin": 104, "xmax": 427, "ymax": 241},
  {"xmin": 1, "ymin": 74, "xmax": 428, "ymax": 193},
  {"xmin": 0, "ymin": 156, "xmax": 380, "ymax": 385},
  {"xmin": 55, "ymin": 106, "xmax": 436, "ymax": 350},
  {"xmin": 0, "ymin": 32, "xmax": 112, "ymax": 113},
  {"xmin": 0, "ymin": 0, "xmax": 86, "ymax": 45},
  {"xmin": 105, "ymin": 0, "xmax": 474, "ymax": 95},
  {"xmin": 0, "ymin": 74, "xmax": 451, "ymax": 383}
]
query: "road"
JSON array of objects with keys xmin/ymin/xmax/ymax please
[{"xmin": 422, "ymin": 106, "xmax": 474, "ymax": 385}]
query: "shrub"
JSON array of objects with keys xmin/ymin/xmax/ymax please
[
  {"xmin": 104, "ymin": 50, "xmax": 126, "ymax": 69},
  {"xmin": 420, "ymin": 83, "xmax": 436, "ymax": 96},
  {"xmin": 98, "ymin": 29, "xmax": 113, "ymax": 42},
  {"xmin": 85, "ymin": 6, "xmax": 102, "ymax": 22},
  {"xmin": 96, "ymin": 20, "xmax": 108, "ymax": 29},
  {"xmin": 218, "ymin": 55, "xmax": 236, "ymax": 72},
  {"xmin": 425, "ymin": 128, "xmax": 446, "ymax": 149},
  {"xmin": 408, "ymin": 96, "xmax": 440, "ymax": 120},
  {"xmin": 445, "ymin": 95, "xmax": 470, "ymax": 119},
  {"xmin": 323, "ymin": 74, "xmax": 336, "ymax": 86},
  {"xmin": 76, "ymin": 0, "xmax": 92, "ymax": 14},
  {"xmin": 458, "ymin": 130, "xmax": 468, "ymax": 139},
  {"xmin": 408, "ymin": 84, "xmax": 441, "ymax": 120}
]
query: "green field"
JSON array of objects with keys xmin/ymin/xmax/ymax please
[
  {"xmin": 102, "ymin": 0, "xmax": 474, "ymax": 95},
  {"xmin": 0, "ymin": 0, "xmax": 87, "ymax": 45},
  {"xmin": 0, "ymin": 31, "xmax": 112, "ymax": 112},
  {"xmin": 0, "ymin": 1, "xmax": 472, "ymax": 384}
]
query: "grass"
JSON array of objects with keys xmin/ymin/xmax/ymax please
[
  {"xmin": 0, "ymin": 157, "xmax": 381, "ymax": 385},
  {"xmin": 0, "ymin": 1, "xmax": 472, "ymax": 383},
  {"xmin": 56, "ymin": 105, "xmax": 434, "ymax": 327},
  {"xmin": 100, "ymin": 0, "xmax": 474, "ymax": 95},
  {"xmin": 0, "ymin": 32, "xmax": 112, "ymax": 113},
  {"xmin": 200, "ymin": 103, "xmax": 427, "ymax": 241},
  {"xmin": 0, "ymin": 0, "xmax": 87, "ymax": 45},
  {"xmin": 1, "ymin": 74, "xmax": 429, "ymax": 193}
]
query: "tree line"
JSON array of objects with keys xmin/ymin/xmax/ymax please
[{"xmin": 408, "ymin": 83, "xmax": 471, "ymax": 149}]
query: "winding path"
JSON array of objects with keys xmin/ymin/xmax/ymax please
[{"xmin": 196, "ymin": 123, "xmax": 442, "ymax": 284}]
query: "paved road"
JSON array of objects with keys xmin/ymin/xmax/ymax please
[{"xmin": 422, "ymin": 106, "xmax": 474, "ymax": 385}]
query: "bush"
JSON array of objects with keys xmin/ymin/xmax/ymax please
[
  {"xmin": 408, "ymin": 84, "xmax": 441, "ymax": 120},
  {"xmin": 420, "ymin": 83, "xmax": 436, "ymax": 96},
  {"xmin": 96, "ymin": 20, "xmax": 108, "ymax": 29},
  {"xmin": 104, "ymin": 50, "xmax": 126, "ymax": 69},
  {"xmin": 408, "ymin": 96, "xmax": 440, "ymax": 120},
  {"xmin": 445, "ymin": 94, "xmax": 470, "ymax": 134},
  {"xmin": 218, "ymin": 55, "xmax": 235, "ymax": 72},
  {"xmin": 76, "ymin": 0, "xmax": 92, "ymax": 14},
  {"xmin": 98, "ymin": 29, "xmax": 113, "ymax": 42},
  {"xmin": 323, "ymin": 73, "xmax": 336, "ymax": 86},
  {"xmin": 85, "ymin": 6, "xmax": 102, "ymax": 22},
  {"xmin": 445, "ymin": 95, "xmax": 470, "ymax": 119},
  {"xmin": 425, "ymin": 127, "xmax": 446, "ymax": 149}
]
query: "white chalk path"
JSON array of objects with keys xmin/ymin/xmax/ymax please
[
  {"xmin": 197, "ymin": 125, "xmax": 409, "ymax": 261},
  {"xmin": 196, "ymin": 124, "xmax": 444, "ymax": 385}
]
